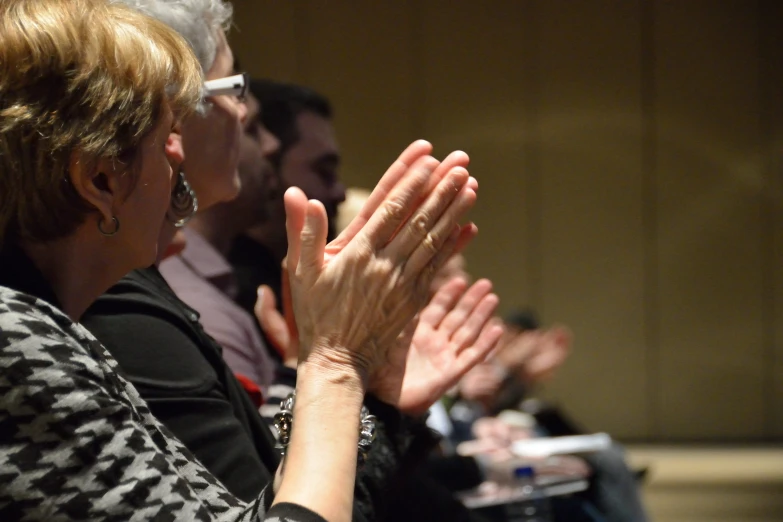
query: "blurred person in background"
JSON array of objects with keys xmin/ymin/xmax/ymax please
[
  {"xmin": 453, "ymin": 304, "xmax": 650, "ymax": 522},
  {"xmin": 158, "ymin": 87, "xmax": 282, "ymax": 389},
  {"xmin": 230, "ymin": 80, "xmax": 344, "ymax": 331}
]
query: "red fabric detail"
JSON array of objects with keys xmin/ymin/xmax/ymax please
[{"xmin": 234, "ymin": 373, "xmax": 264, "ymax": 407}]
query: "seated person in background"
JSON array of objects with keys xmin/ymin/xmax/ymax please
[
  {"xmin": 158, "ymin": 86, "xmax": 281, "ymax": 390},
  {"xmin": 490, "ymin": 309, "xmax": 572, "ymax": 417},
  {"xmin": 454, "ymin": 308, "xmax": 650, "ymax": 522},
  {"xmin": 83, "ymin": 1, "xmax": 283, "ymax": 502},
  {"xmin": 230, "ymin": 79, "xmax": 345, "ymax": 340}
]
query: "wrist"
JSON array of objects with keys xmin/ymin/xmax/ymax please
[
  {"xmin": 275, "ymin": 358, "xmax": 368, "ymax": 520},
  {"xmin": 296, "ymin": 357, "xmax": 367, "ymax": 401},
  {"xmin": 299, "ymin": 344, "xmax": 371, "ymax": 392}
]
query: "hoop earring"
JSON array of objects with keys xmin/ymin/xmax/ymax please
[
  {"xmin": 98, "ymin": 216, "xmax": 120, "ymax": 236},
  {"xmin": 167, "ymin": 168, "xmax": 198, "ymax": 228}
]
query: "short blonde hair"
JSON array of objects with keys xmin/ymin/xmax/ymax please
[{"xmin": 0, "ymin": 0, "xmax": 204, "ymax": 245}]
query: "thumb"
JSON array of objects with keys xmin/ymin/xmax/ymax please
[
  {"xmin": 297, "ymin": 199, "xmax": 328, "ymax": 275},
  {"xmin": 284, "ymin": 187, "xmax": 308, "ymax": 275},
  {"xmin": 253, "ymin": 284, "xmax": 277, "ymax": 323},
  {"xmin": 281, "ymin": 265, "xmax": 298, "ymax": 342}
]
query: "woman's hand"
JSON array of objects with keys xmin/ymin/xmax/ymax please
[
  {"xmin": 273, "ymin": 141, "xmax": 480, "ymax": 521},
  {"xmin": 284, "ymin": 144, "xmax": 479, "ymax": 383},
  {"xmin": 369, "ymin": 277, "xmax": 504, "ymax": 416}
]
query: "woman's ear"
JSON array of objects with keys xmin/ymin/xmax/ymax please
[{"xmin": 68, "ymin": 150, "xmax": 129, "ymax": 225}]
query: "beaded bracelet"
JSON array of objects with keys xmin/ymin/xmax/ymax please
[{"xmin": 273, "ymin": 390, "xmax": 377, "ymax": 466}]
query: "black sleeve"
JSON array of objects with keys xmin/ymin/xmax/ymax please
[
  {"xmin": 488, "ymin": 375, "xmax": 529, "ymax": 415},
  {"xmin": 386, "ymin": 472, "xmax": 492, "ymax": 522},
  {"xmin": 421, "ymin": 454, "xmax": 484, "ymax": 493},
  {"xmin": 354, "ymin": 396, "xmax": 489, "ymax": 522},
  {"xmin": 82, "ymin": 297, "xmax": 273, "ymax": 502}
]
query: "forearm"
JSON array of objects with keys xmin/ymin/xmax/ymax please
[{"xmin": 273, "ymin": 360, "xmax": 366, "ymax": 522}]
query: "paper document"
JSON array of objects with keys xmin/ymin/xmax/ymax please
[{"xmin": 511, "ymin": 433, "xmax": 612, "ymax": 457}]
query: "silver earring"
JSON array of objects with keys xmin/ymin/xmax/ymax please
[
  {"xmin": 167, "ymin": 168, "xmax": 198, "ymax": 227},
  {"xmin": 98, "ymin": 216, "xmax": 120, "ymax": 236}
]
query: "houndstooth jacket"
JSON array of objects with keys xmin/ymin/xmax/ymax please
[{"xmin": 0, "ymin": 284, "xmax": 324, "ymax": 522}]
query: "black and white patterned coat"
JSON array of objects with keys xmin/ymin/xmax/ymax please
[{"xmin": 0, "ymin": 286, "xmax": 324, "ymax": 522}]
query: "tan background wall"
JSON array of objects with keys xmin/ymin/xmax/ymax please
[{"xmin": 229, "ymin": 0, "xmax": 783, "ymax": 442}]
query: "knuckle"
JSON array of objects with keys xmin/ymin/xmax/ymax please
[
  {"xmin": 368, "ymin": 259, "xmax": 390, "ymax": 280},
  {"xmin": 409, "ymin": 212, "xmax": 430, "ymax": 237},
  {"xmin": 383, "ymin": 199, "xmax": 407, "ymax": 222},
  {"xmin": 299, "ymin": 227, "xmax": 318, "ymax": 246},
  {"xmin": 421, "ymin": 232, "xmax": 442, "ymax": 260},
  {"xmin": 354, "ymin": 238, "xmax": 374, "ymax": 261},
  {"xmin": 421, "ymin": 232, "xmax": 440, "ymax": 256}
]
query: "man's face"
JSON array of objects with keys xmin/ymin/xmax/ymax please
[
  {"xmin": 235, "ymin": 92, "xmax": 280, "ymax": 226},
  {"xmin": 279, "ymin": 111, "xmax": 345, "ymax": 240}
]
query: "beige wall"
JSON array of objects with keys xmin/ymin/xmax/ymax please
[{"xmin": 230, "ymin": 0, "xmax": 783, "ymax": 442}]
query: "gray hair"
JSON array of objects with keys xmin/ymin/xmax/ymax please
[{"xmin": 113, "ymin": 0, "xmax": 232, "ymax": 73}]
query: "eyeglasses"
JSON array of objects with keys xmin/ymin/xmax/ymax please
[{"xmin": 203, "ymin": 72, "xmax": 248, "ymax": 101}]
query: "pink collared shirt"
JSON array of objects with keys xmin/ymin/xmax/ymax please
[{"xmin": 159, "ymin": 228, "xmax": 275, "ymax": 390}]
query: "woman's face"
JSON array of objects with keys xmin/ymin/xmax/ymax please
[
  {"xmin": 180, "ymin": 30, "xmax": 248, "ymax": 211},
  {"xmin": 115, "ymin": 106, "xmax": 181, "ymax": 267}
]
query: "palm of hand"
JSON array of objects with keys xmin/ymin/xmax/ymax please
[
  {"xmin": 369, "ymin": 277, "xmax": 503, "ymax": 417},
  {"xmin": 371, "ymin": 316, "xmax": 458, "ymax": 416}
]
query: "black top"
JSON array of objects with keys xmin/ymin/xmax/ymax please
[
  {"xmin": 228, "ymin": 236, "xmax": 283, "ymax": 362},
  {"xmin": 82, "ymin": 267, "xmax": 280, "ymax": 501},
  {"xmin": 0, "ymin": 245, "xmax": 323, "ymax": 522},
  {"xmin": 229, "ymin": 235, "xmax": 282, "ymax": 317}
]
